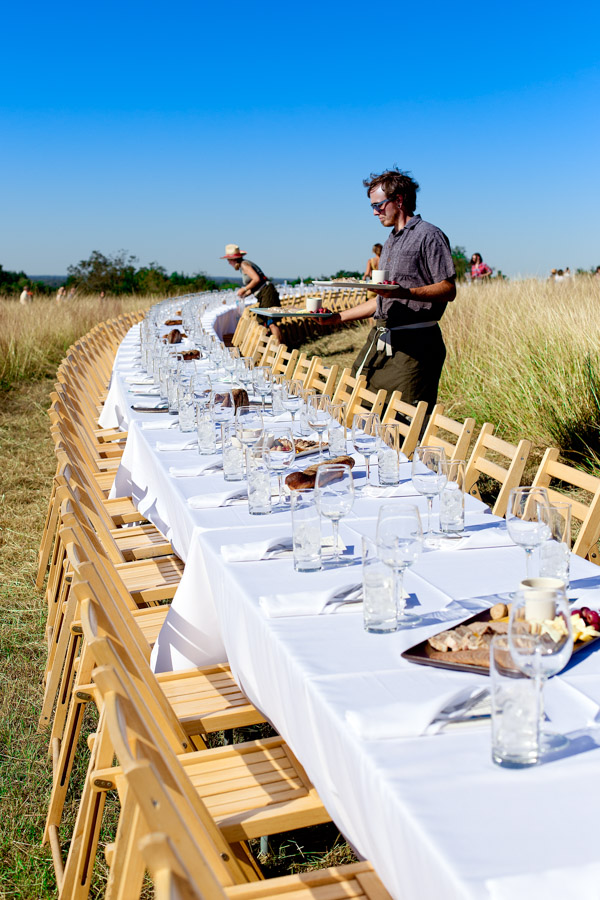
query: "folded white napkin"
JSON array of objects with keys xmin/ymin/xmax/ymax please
[
  {"xmin": 436, "ymin": 524, "xmax": 513, "ymax": 552},
  {"xmin": 156, "ymin": 438, "xmax": 197, "ymax": 452},
  {"xmin": 221, "ymin": 535, "xmax": 293, "ymax": 563},
  {"xmin": 141, "ymin": 419, "xmax": 179, "ymax": 430},
  {"xmin": 259, "ymin": 580, "xmax": 362, "ymax": 618},
  {"xmin": 170, "ymin": 460, "xmax": 222, "ymax": 478},
  {"xmin": 188, "ymin": 486, "xmax": 248, "ymax": 509},
  {"xmin": 125, "ymin": 374, "xmax": 154, "ymax": 385},
  {"xmin": 360, "ymin": 481, "xmax": 420, "ymax": 499},
  {"xmin": 346, "ymin": 679, "xmax": 487, "ymax": 740},
  {"xmin": 129, "ymin": 385, "xmax": 161, "ymax": 395}
]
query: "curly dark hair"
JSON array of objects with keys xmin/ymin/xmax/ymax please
[{"xmin": 363, "ymin": 168, "xmax": 420, "ymax": 216}]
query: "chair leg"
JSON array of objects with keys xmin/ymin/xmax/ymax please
[{"xmin": 105, "ymin": 788, "xmax": 146, "ymax": 900}]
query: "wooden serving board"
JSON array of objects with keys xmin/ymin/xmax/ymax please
[{"xmin": 402, "ymin": 609, "xmax": 600, "ymax": 676}]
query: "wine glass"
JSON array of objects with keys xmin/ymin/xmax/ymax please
[
  {"xmin": 252, "ymin": 366, "xmax": 272, "ymax": 414},
  {"xmin": 210, "ymin": 388, "xmax": 235, "ymax": 448},
  {"xmin": 352, "ymin": 412, "xmax": 380, "ymax": 486},
  {"xmin": 306, "ymin": 396, "xmax": 331, "ymax": 461},
  {"xmin": 411, "ymin": 446, "xmax": 447, "ymax": 541},
  {"xmin": 508, "ymin": 587, "xmax": 573, "ymax": 752},
  {"xmin": 506, "ymin": 487, "xmax": 551, "ymax": 579},
  {"xmin": 237, "ymin": 357, "xmax": 254, "ymax": 392},
  {"xmin": 235, "ymin": 406, "xmax": 264, "ymax": 473},
  {"xmin": 376, "ymin": 504, "xmax": 424, "ymax": 628},
  {"xmin": 281, "ymin": 380, "xmax": 304, "ymax": 427},
  {"xmin": 314, "ymin": 464, "xmax": 355, "ymax": 565},
  {"xmin": 327, "ymin": 402, "xmax": 347, "ymax": 457},
  {"xmin": 261, "ymin": 424, "xmax": 296, "ymax": 505}
]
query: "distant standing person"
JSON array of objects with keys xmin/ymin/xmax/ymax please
[
  {"xmin": 470, "ymin": 253, "xmax": 492, "ymax": 281},
  {"xmin": 364, "ymin": 243, "xmax": 383, "ymax": 280},
  {"xmin": 220, "ymin": 243, "xmax": 282, "ymax": 343},
  {"xmin": 19, "ymin": 287, "xmax": 31, "ymax": 305},
  {"xmin": 327, "ymin": 168, "xmax": 456, "ymax": 412},
  {"xmin": 56, "ymin": 286, "xmax": 66, "ymax": 303}
]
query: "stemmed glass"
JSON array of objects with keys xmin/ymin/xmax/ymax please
[
  {"xmin": 506, "ymin": 487, "xmax": 551, "ymax": 579},
  {"xmin": 237, "ymin": 357, "xmax": 254, "ymax": 393},
  {"xmin": 234, "ymin": 406, "xmax": 264, "ymax": 473},
  {"xmin": 262, "ymin": 424, "xmax": 296, "ymax": 505},
  {"xmin": 210, "ymin": 388, "xmax": 235, "ymax": 448},
  {"xmin": 411, "ymin": 446, "xmax": 447, "ymax": 541},
  {"xmin": 314, "ymin": 464, "xmax": 355, "ymax": 565},
  {"xmin": 352, "ymin": 412, "xmax": 380, "ymax": 486},
  {"xmin": 306, "ymin": 396, "xmax": 331, "ymax": 461},
  {"xmin": 281, "ymin": 380, "xmax": 303, "ymax": 427},
  {"xmin": 508, "ymin": 587, "xmax": 573, "ymax": 752},
  {"xmin": 376, "ymin": 504, "xmax": 424, "ymax": 628},
  {"xmin": 252, "ymin": 366, "xmax": 272, "ymax": 414}
]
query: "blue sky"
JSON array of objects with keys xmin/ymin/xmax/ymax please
[{"xmin": 1, "ymin": 0, "xmax": 599, "ymax": 280}]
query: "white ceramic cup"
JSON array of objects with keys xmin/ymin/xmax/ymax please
[
  {"xmin": 306, "ymin": 296, "xmax": 320, "ymax": 313},
  {"xmin": 371, "ymin": 270, "xmax": 387, "ymax": 284}
]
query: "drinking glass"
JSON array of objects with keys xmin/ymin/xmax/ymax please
[
  {"xmin": 261, "ymin": 425, "xmax": 296, "ymax": 505},
  {"xmin": 439, "ymin": 459, "xmax": 466, "ymax": 537},
  {"xmin": 196, "ymin": 407, "xmax": 216, "ymax": 455},
  {"xmin": 539, "ymin": 502, "xmax": 572, "ymax": 588},
  {"xmin": 411, "ymin": 446, "xmax": 447, "ymax": 540},
  {"xmin": 177, "ymin": 382, "xmax": 196, "ymax": 432},
  {"xmin": 235, "ymin": 406, "xmax": 264, "ymax": 472},
  {"xmin": 506, "ymin": 487, "xmax": 551, "ymax": 579},
  {"xmin": 306, "ymin": 396, "xmax": 331, "ymax": 461},
  {"xmin": 291, "ymin": 491, "xmax": 322, "ymax": 572},
  {"xmin": 222, "ymin": 423, "xmax": 244, "ymax": 481},
  {"xmin": 327, "ymin": 403, "xmax": 347, "ymax": 457},
  {"xmin": 210, "ymin": 388, "xmax": 235, "ymax": 448},
  {"xmin": 491, "ymin": 635, "xmax": 541, "ymax": 769},
  {"xmin": 352, "ymin": 412, "xmax": 380, "ymax": 486},
  {"xmin": 252, "ymin": 366, "xmax": 272, "ymax": 414},
  {"xmin": 361, "ymin": 536, "xmax": 395, "ymax": 633},
  {"xmin": 298, "ymin": 388, "xmax": 317, "ymax": 437},
  {"xmin": 281, "ymin": 380, "xmax": 303, "ymax": 426},
  {"xmin": 246, "ymin": 447, "xmax": 272, "ymax": 515},
  {"xmin": 376, "ymin": 422, "xmax": 403, "ymax": 485},
  {"xmin": 508, "ymin": 587, "xmax": 573, "ymax": 752},
  {"xmin": 376, "ymin": 504, "xmax": 424, "ymax": 628},
  {"xmin": 314, "ymin": 464, "xmax": 355, "ymax": 565},
  {"xmin": 237, "ymin": 358, "xmax": 254, "ymax": 392}
]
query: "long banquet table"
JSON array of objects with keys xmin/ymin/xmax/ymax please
[{"xmin": 99, "ymin": 316, "xmax": 600, "ymax": 900}]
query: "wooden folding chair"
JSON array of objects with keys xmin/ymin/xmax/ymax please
[
  {"xmin": 464, "ymin": 424, "xmax": 532, "ymax": 517},
  {"xmin": 53, "ymin": 578, "xmax": 329, "ymax": 899},
  {"xmin": 292, "ymin": 353, "xmax": 319, "ymax": 388},
  {"xmin": 94, "ymin": 672, "xmax": 392, "ymax": 900},
  {"xmin": 231, "ymin": 309, "xmax": 252, "ymax": 348},
  {"xmin": 421, "ymin": 404, "xmax": 476, "ymax": 463},
  {"xmin": 531, "ymin": 448, "xmax": 600, "ymax": 563},
  {"xmin": 253, "ymin": 334, "xmax": 279, "ymax": 366},
  {"xmin": 331, "ymin": 368, "xmax": 366, "ymax": 408},
  {"xmin": 381, "ymin": 391, "xmax": 428, "ymax": 460},
  {"xmin": 44, "ymin": 523, "xmax": 269, "ymax": 895},
  {"xmin": 345, "ymin": 385, "xmax": 387, "ymax": 427},
  {"xmin": 271, "ymin": 345, "xmax": 299, "ymax": 379},
  {"xmin": 303, "ymin": 360, "xmax": 339, "ymax": 398},
  {"xmin": 240, "ymin": 323, "xmax": 266, "ymax": 359}
]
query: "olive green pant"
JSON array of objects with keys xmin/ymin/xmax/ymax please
[
  {"xmin": 351, "ymin": 322, "xmax": 446, "ymax": 413},
  {"xmin": 255, "ymin": 282, "xmax": 280, "ymax": 308}
]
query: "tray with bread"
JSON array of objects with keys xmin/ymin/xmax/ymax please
[{"xmin": 402, "ymin": 602, "xmax": 600, "ymax": 675}]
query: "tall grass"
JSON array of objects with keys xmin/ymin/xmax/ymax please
[
  {"xmin": 438, "ymin": 277, "xmax": 600, "ymax": 465},
  {"xmin": 0, "ymin": 295, "xmax": 149, "ymax": 389}
]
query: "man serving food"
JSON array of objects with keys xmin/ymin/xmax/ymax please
[{"xmin": 329, "ymin": 169, "xmax": 456, "ymax": 411}]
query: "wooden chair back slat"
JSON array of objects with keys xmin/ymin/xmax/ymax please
[
  {"xmin": 464, "ymin": 423, "xmax": 532, "ymax": 517},
  {"xmin": 421, "ymin": 404, "xmax": 475, "ymax": 463},
  {"xmin": 381, "ymin": 391, "xmax": 427, "ymax": 459}
]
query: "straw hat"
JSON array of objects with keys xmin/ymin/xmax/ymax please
[{"xmin": 220, "ymin": 243, "xmax": 247, "ymax": 259}]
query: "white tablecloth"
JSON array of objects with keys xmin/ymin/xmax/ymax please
[{"xmin": 102, "ymin": 319, "xmax": 600, "ymax": 900}]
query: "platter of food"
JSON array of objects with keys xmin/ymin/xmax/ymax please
[
  {"xmin": 294, "ymin": 439, "xmax": 328, "ymax": 458},
  {"xmin": 402, "ymin": 603, "xmax": 600, "ymax": 675},
  {"xmin": 312, "ymin": 280, "xmax": 400, "ymax": 291},
  {"xmin": 250, "ymin": 307, "xmax": 334, "ymax": 318}
]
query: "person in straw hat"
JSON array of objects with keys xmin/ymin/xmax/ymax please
[{"xmin": 221, "ymin": 244, "xmax": 282, "ymax": 342}]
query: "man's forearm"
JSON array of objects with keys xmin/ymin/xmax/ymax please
[
  {"xmin": 374, "ymin": 279, "xmax": 456, "ymax": 303},
  {"xmin": 339, "ymin": 298, "xmax": 378, "ymax": 323}
]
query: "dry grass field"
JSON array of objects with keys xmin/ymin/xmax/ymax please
[{"xmin": 1, "ymin": 277, "xmax": 600, "ymax": 896}]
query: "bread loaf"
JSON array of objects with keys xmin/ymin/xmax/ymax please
[
  {"xmin": 285, "ymin": 455, "xmax": 355, "ymax": 491},
  {"xmin": 164, "ymin": 328, "xmax": 187, "ymax": 344},
  {"xmin": 164, "ymin": 318, "xmax": 183, "ymax": 326}
]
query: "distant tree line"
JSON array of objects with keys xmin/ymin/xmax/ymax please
[
  {"xmin": 65, "ymin": 250, "xmax": 219, "ymax": 295},
  {"xmin": 0, "ymin": 264, "xmax": 54, "ymax": 295}
]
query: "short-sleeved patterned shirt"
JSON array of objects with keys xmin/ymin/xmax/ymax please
[{"xmin": 377, "ymin": 215, "xmax": 455, "ymax": 327}]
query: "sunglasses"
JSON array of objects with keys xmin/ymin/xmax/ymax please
[{"xmin": 370, "ymin": 197, "xmax": 396, "ymax": 213}]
